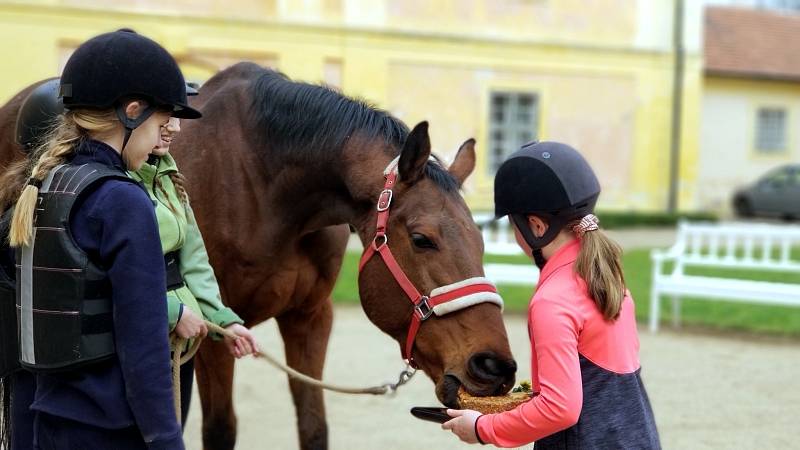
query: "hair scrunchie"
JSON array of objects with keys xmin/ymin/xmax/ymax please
[{"xmin": 573, "ymin": 214, "xmax": 599, "ymax": 237}]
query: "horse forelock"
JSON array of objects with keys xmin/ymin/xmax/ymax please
[{"xmin": 422, "ymin": 157, "xmax": 460, "ymax": 194}]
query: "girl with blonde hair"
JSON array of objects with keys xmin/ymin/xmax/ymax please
[{"xmin": 6, "ymin": 29, "xmax": 201, "ymax": 449}]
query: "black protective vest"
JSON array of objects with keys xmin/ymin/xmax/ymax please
[
  {"xmin": 0, "ymin": 210, "xmax": 16, "ymax": 378},
  {"xmin": 16, "ymin": 163, "xmax": 135, "ymax": 372}
]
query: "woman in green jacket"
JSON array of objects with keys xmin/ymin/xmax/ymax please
[{"xmin": 131, "ymin": 116, "xmax": 260, "ymax": 426}]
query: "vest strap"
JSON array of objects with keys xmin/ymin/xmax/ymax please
[{"xmin": 165, "ymin": 251, "xmax": 184, "ymax": 291}]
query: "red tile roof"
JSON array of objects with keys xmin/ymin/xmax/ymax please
[{"xmin": 705, "ymin": 7, "xmax": 800, "ymax": 81}]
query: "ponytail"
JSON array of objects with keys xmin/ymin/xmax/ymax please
[{"xmin": 574, "ymin": 225, "xmax": 626, "ymax": 321}]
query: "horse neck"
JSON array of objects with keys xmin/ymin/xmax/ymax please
[
  {"xmin": 338, "ymin": 137, "xmax": 399, "ymax": 245},
  {"xmin": 272, "ymin": 136, "xmax": 395, "ymax": 237}
]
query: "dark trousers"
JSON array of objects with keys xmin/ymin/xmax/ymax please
[
  {"xmin": 10, "ymin": 370, "xmax": 35, "ymax": 450},
  {"xmin": 179, "ymin": 357, "xmax": 194, "ymax": 427},
  {"xmin": 33, "ymin": 413, "xmax": 146, "ymax": 450},
  {"xmin": 15, "ymin": 358, "xmax": 193, "ymax": 449}
]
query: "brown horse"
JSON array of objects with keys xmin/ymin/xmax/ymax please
[{"xmin": 0, "ymin": 65, "xmax": 517, "ymax": 450}]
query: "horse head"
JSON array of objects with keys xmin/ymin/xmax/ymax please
[{"xmin": 355, "ymin": 122, "xmax": 516, "ymax": 407}]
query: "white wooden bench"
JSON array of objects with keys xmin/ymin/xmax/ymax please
[
  {"xmin": 473, "ymin": 213, "xmax": 539, "ymax": 285},
  {"xmin": 649, "ymin": 221, "xmax": 800, "ymax": 332}
]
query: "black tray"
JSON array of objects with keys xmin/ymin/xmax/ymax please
[{"xmin": 410, "ymin": 406, "xmax": 451, "ymax": 424}]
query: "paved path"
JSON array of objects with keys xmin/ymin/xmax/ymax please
[
  {"xmin": 185, "ymin": 306, "xmax": 799, "ymax": 450},
  {"xmin": 604, "ymin": 227, "xmax": 676, "ymax": 251}
]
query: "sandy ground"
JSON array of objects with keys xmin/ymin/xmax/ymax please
[{"xmin": 184, "ymin": 306, "xmax": 800, "ymax": 450}]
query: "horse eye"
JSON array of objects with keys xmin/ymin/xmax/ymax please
[{"xmin": 411, "ymin": 233, "xmax": 438, "ymax": 250}]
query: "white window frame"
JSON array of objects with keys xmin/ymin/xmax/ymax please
[
  {"xmin": 755, "ymin": 107, "xmax": 788, "ymax": 154},
  {"xmin": 488, "ymin": 91, "xmax": 539, "ymax": 172}
]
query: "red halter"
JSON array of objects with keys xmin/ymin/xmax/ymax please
[{"xmin": 358, "ymin": 158, "xmax": 503, "ymax": 368}]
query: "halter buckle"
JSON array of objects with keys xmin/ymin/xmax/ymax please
[
  {"xmin": 414, "ymin": 296, "xmax": 433, "ymax": 321},
  {"xmin": 377, "ymin": 189, "xmax": 393, "ymax": 212},
  {"xmin": 372, "ymin": 233, "xmax": 388, "ymax": 250}
]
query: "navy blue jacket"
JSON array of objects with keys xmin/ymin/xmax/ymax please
[{"xmin": 30, "ymin": 140, "xmax": 183, "ymax": 449}]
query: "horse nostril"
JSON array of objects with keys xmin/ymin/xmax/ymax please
[{"xmin": 468, "ymin": 352, "xmax": 517, "ymax": 380}]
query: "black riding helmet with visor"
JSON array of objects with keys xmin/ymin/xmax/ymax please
[
  {"xmin": 59, "ymin": 28, "xmax": 201, "ymax": 156},
  {"xmin": 494, "ymin": 141, "xmax": 601, "ymax": 267},
  {"xmin": 16, "ymin": 79, "xmax": 199, "ymax": 153}
]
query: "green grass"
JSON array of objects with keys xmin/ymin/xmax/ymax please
[
  {"xmin": 333, "ymin": 249, "xmax": 800, "ymax": 337},
  {"xmin": 474, "ymin": 210, "xmax": 718, "ymax": 229},
  {"xmin": 594, "ymin": 210, "xmax": 718, "ymax": 229}
]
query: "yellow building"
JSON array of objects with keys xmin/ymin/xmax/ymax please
[{"xmin": 0, "ymin": 0, "xmax": 704, "ymax": 212}]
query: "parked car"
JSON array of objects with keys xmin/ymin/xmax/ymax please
[{"xmin": 733, "ymin": 164, "xmax": 800, "ymax": 219}]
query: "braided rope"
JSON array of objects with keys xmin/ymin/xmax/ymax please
[{"xmin": 168, "ymin": 320, "xmax": 416, "ymax": 424}]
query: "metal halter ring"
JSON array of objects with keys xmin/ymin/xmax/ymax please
[{"xmin": 372, "ymin": 234, "xmax": 388, "ymax": 250}]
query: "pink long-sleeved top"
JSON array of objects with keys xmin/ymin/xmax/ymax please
[{"xmin": 476, "ymin": 239, "xmax": 660, "ymax": 449}]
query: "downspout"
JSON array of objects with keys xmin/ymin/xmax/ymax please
[{"xmin": 668, "ymin": 0, "xmax": 685, "ymax": 213}]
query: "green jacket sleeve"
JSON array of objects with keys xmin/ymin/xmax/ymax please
[
  {"xmin": 167, "ymin": 295, "xmax": 182, "ymax": 331},
  {"xmin": 179, "ymin": 203, "xmax": 243, "ymax": 339}
]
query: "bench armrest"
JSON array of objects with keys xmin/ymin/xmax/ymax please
[
  {"xmin": 651, "ymin": 241, "xmax": 685, "ymax": 278},
  {"xmin": 651, "ymin": 245, "xmax": 682, "ymax": 262}
]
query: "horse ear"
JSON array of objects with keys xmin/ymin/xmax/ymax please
[
  {"xmin": 398, "ymin": 121, "xmax": 431, "ymax": 185},
  {"xmin": 448, "ymin": 138, "xmax": 476, "ymax": 186}
]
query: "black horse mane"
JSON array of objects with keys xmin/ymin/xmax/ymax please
[{"xmin": 248, "ymin": 68, "xmax": 458, "ymax": 192}]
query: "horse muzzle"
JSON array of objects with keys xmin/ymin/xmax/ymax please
[{"xmin": 436, "ymin": 351, "xmax": 517, "ymax": 408}]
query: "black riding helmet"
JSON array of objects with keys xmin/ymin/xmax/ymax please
[
  {"xmin": 494, "ymin": 141, "xmax": 600, "ymax": 264},
  {"xmin": 15, "ymin": 78, "xmax": 64, "ymax": 153},
  {"xmin": 16, "ymin": 77, "xmax": 198, "ymax": 155},
  {"xmin": 60, "ymin": 28, "xmax": 201, "ymax": 150}
]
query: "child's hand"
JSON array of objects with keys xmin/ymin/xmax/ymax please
[
  {"xmin": 223, "ymin": 323, "xmax": 261, "ymax": 358},
  {"xmin": 175, "ymin": 308, "xmax": 208, "ymax": 339},
  {"xmin": 442, "ymin": 409, "xmax": 483, "ymax": 444}
]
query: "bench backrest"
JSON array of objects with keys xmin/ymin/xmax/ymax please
[{"xmin": 671, "ymin": 221, "xmax": 800, "ymax": 273}]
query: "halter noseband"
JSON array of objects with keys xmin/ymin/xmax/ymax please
[{"xmin": 357, "ymin": 157, "xmax": 503, "ymax": 368}]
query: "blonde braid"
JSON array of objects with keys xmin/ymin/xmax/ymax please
[
  {"xmin": 168, "ymin": 172, "xmax": 189, "ymax": 204},
  {"xmin": 153, "ymin": 175, "xmax": 180, "ymax": 216},
  {"xmin": 9, "ymin": 109, "xmax": 119, "ymax": 247},
  {"xmin": 9, "ymin": 117, "xmax": 80, "ymax": 247}
]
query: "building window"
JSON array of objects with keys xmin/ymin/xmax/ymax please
[
  {"xmin": 489, "ymin": 92, "xmax": 538, "ymax": 172},
  {"xmin": 58, "ymin": 43, "xmax": 78, "ymax": 74},
  {"xmin": 755, "ymin": 107, "xmax": 787, "ymax": 153},
  {"xmin": 323, "ymin": 58, "xmax": 343, "ymax": 89}
]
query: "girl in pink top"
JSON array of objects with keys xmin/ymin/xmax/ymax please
[{"xmin": 443, "ymin": 142, "xmax": 660, "ymax": 449}]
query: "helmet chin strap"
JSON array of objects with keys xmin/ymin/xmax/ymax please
[
  {"xmin": 115, "ymin": 104, "xmax": 157, "ymax": 169},
  {"xmin": 509, "ymin": 213, "xmax": 570, "ymax": 270},
  {"xmin": 532, "ymin": 249, "xmax": 547, "ymax": 270}
]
